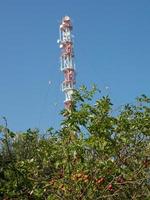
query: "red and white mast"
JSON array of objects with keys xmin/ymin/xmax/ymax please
[{"xmin": 59, "ymin": 16, "xmax": 76, "ymax": 110}]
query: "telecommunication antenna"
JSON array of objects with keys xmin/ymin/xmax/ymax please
[{"xmin": 58, "ymin": 16, "xmax": 76, "ymax": 110}]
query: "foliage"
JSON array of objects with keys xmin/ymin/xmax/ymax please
[{"xmin": 0, "ymin": 87, "xmax": 150, "ymax": 200}]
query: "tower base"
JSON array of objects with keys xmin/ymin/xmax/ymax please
[{"xmin": 64, "ymin": 100, "xmax": 73, "ymax": 110}]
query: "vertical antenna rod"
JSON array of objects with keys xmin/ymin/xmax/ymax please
[{"xmin": 59, "ymin": 16, "xmax": 76, "ymax": 110}]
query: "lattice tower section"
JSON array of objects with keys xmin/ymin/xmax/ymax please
[{"xmin": 59, "ymin": 16, "xmax": 76, "ymax": 110}]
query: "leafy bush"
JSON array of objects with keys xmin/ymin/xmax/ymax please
[{"xmin": 0, "ymin": 87, "xmax": 150, "ymax": 199}]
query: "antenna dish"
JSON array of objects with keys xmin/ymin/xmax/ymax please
[
  {"xmin": 59, "ymin": 44, "xmax": 63, "ymax": 48},
  {"xmin": 64, "ymin": 16, "xmax": 70, "ymax": 21}
]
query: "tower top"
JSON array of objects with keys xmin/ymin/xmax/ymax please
[
  {"xmin": 63, "ymin": 16, "xmax": 71, "ymax": 21},
  {"xmin": 60, "ymin": 16, "xmax": 72, "ymax": 31}
]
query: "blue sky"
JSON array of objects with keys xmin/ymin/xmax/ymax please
[{"xmin": 0, "ymin": 0, "xmax": 150, "ymax": 132}]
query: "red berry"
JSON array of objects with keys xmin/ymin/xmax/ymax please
[
  {"xmin": 107, "ymin": 184, "xmax": 113, "ymax": 191},
  {"xmin": 97, "ymin": 177, "xmax": 105, "ymax": 184}
]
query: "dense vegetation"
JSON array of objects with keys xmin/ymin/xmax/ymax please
[{"xmin": 0, "ymin": 86, "xmax": 150, "ymax": 200}]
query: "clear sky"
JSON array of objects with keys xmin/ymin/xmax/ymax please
[{"xmin": 0, "ymin": 0, "xmax": 150, "ymax": 132}]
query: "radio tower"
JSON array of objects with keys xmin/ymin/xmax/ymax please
[{"xmin": 58, "ymin": 16, "xmax": 76, "ymax": 110}]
